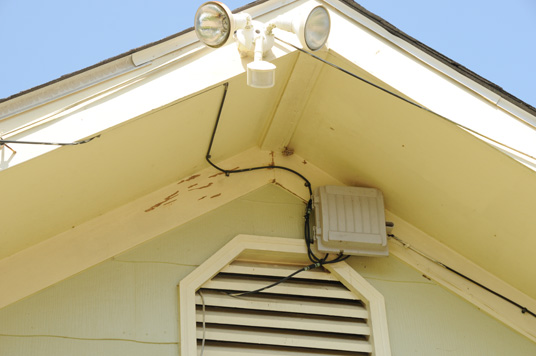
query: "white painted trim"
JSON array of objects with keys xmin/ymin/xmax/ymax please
[
  {"xmin": 260, "ymin": 51, "xmax": 325, "ymax": 151},
  {"xmin": 321, "ymin": 0, "xmax": 536, "ymax": 163},
  {"xmin": 321, "ymin": 0, "xmax": 536, "ymax": 128},
  {"xmin": 0, "ymin": 147, "xmax": 339, "ymax": 310},
  {"xmin": 326, "ymin": 262, "xmax": 391, "ymax": 355},
  {"xmin": 131, "ymin": 31, "xmax": 199, "ymax": 66},
  {"xmin": 179, "ymin": 234, "xmax": 392, "ymax": 356},
  {"xmin": 0, "ymin": 55, "xmax": 139, "ymax": 121},
  {"xmin": 0, "ymin": 148, "xmax": 272, "ymax": 309},
  {"xmin": 0, "ymin": 0, "xmax": 312, "ymax": 172},
  {"xmin": 0, "ymin": 44, "xmax": 259, "ymax": 170},
  {"xmin": 0, "ymin": 146, "xmax": 534, "ymax": 343},
  {"xmin": 0, "ymin": 0, "xmax": 301, "ymax": 120}
]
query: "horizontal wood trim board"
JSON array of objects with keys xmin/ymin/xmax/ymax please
[
  {"xmin": 196, "ymin": 326, "xmax": 372, "ymax": 353},
  {"xmin": 195, "ymin": 291, "xmax": 368, "ymax": 319},
  {"xmin": 183, "ymin": 235, "xmax": 388, "ymax": 355},
  {"xmin": 195, "ymin": 308, "xmax": 371, "ymax": 335},
  {"xmin": 203, "ymin": 277, "xmax": 357, "ymax": 300},
  {"xmin": 198, "ymin": 343, "xmax": 366, "ymax": 356},
  {"xmin": 221, "ymin": 262, "xmax": 338, "ymax": 281}
]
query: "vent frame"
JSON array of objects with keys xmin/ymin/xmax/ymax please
[{"xmin": 179, "ymin": 234, "xmax": 391, "ymax": 355}]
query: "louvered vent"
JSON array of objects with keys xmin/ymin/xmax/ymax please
[{"xmin": 195, "ymin": 260, "xmax": 373, "ymax": 355}]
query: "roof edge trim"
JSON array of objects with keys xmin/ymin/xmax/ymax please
[
  {"xmin": 0, "ymin": 0, "xmax": 279, "ymax": 108},
  {"xmin": 327, "ymin": 0, "xmax": 536, "ymax": 123}
]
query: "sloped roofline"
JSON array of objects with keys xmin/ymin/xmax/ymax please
[
  {"xmin": 1, "ymin": 0, "xmax": 535, "ymax": 117},
  {"xmin": 0, "ymin": 0, "xmax": 269, "ymax": 105}
]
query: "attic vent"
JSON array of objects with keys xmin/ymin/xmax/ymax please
[
  {"xmin": 179, "ymin": 235, "xmax": 391, "ymax": 356},
  {"xmin": 196, "ymin": 261, "xmax": 372, "ymax": 355}
]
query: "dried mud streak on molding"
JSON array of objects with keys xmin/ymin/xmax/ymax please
[
  {"xmin": 188, "ymin": 183, "xmax": 198, "ymax": 189},
  {"xmin": 198, "ymin": 196, "xmax": 207, "ymax": 201},
  {"xmin": 269, "ymin": 151, "xmax": 275, "ymax": 166},
  {"xmin": 210, "ymin": 193, "xmax": 221, "ymax": 199},
  {"xmin": 145, "ymin": 191, "xmax": 179, "ymax": 212},
  {"xmin": 177, "ymin": 174, "xmax": 201, "ymax": 185},
  {"xmin": 188, "ymin": 182, "xmax": 213, "ymax": 191}
]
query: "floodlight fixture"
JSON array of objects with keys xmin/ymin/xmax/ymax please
[
  {"xmin": 194, "ymin": 2, "xmax": 251, "ymax": 48},
  {"xmin": 194, "ymin": 2, "xmax": 331, "ymax": 88},
  {"xmin": 269, "ymin": 5, "xmax": 331, "ymax": 51}
]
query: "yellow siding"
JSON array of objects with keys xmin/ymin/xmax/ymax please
[{"xmin": 0, "ymin": 185, "xmax": 534, "ymax": 355}]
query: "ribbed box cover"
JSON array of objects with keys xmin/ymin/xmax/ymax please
[{"xmin": 313, "ymin": 186, "xmax": 388, "ymax": 257}]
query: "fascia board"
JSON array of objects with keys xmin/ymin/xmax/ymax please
[
  {"xmin": 131, "ymin": 30, "xmax": 200, "ymax": 67},
  {"xmin": 322, "ymin": 0, "xmax": 536, "ymax": 163},
  {"xmin": 0, "ymin": 56, "xmax": 140, "ymax": 121},
  {"xmin": 323, "ymin": 0, "xmax": 536, "ymax": 127},
  {"xmin": 0, "ymin": 0, "xmax": 306, "ymax": 171},
  {"xmin": 0, "ymin": 40, "xmax": 294, "ymax": 171}
]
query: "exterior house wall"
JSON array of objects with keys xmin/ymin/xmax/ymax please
[{"xmin": 0, "ymin": 184, "xmax": 534, "ymax": 355}]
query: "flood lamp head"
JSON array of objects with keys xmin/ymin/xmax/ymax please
[
  {"xmin": 194, "ymin": 1, "xmax": 250, "ymax": 48},
  {"xmin": 194, "ymin": 2, "xmax": 331, "ymax": 88},
  {"xmin": 270, "ymin": 5, "xmax": 331, "ymax": 51}
]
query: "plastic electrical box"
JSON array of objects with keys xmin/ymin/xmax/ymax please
[{"xmin": 313, "ymin": 186, "xmax": 388, "ymax": 257}]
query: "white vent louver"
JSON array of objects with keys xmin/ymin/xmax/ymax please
[{"xmin": 195, "ymin": 260, "xmax": 373, "ymax": 355}]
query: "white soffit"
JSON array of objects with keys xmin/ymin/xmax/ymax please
[
  {"xmin": 323, "ymin": 0, "xmax": 536, "ymax": 166},
  {"xmin": 0, "ymin": 0, "xmax": 310, "ymax": 172},
  {"xmin": 4, "ymin": 0, "xmax": 536, "ymax": 170}
]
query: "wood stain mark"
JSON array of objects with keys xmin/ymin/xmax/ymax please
[
  {"xmin": 145, "ymin": 191, "xmax": 179, "ymax": 212},
  {"xmin": 209, "ymin": 172, "xmax": 225, "ymax": 178},
  {"xmin": 210, "ymin": 193, "xmax": 221, "ymax": 199},
  {"xmin": 198, "ymin": 196, "xmax": 207, "ymax": 201},
  {"xmin": 163, "ymin": 199, "xmax": 177, "ymax": 206},
  {"xmin": 302, "ymin": 160, "xmax": 307, "ymax": 165},
  {"xmin": 188, "ymin": 183, "xmax": 198, "ymax": 189},
  {"xmin": 282, "ymin": 147, "xmax": 294, "ymax": 156},
  {"xmin": 188, "ymin": 182, "xmax": 213, "ymax": 191},
  {"xmin": 178, "ymin": 174, "xmax": 201, "ymax": 184},
  {"xmin": 422, "ymin": 274, "xmax": 432, "ymax": 281}
]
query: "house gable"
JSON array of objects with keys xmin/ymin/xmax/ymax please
[
  {"xmin": 0, "ymin": 0, "xmax": 535, "ymax": 348},
  {"xmin": 0, "ymin": 184, "xmax": 534, "ymax": 354}
]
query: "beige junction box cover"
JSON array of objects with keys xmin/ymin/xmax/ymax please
[{"xmin": 313, "ymin": 186, "xmax": 388, "ymax": 257}]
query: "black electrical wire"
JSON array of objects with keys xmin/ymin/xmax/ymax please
[
  {"xmin": 275, "ymin": 37, "xmax": 536, "ymax": 163},
  {"xmin": 226, "ymin": 262, "xmax": 320, "ymax": 298},
  {"xmin": 275, "ymin": 37, "xmax": 427, "ymax": 111},
  {"xmin": 205, "ymin": 83, "xmax": 349, "ymax": 298},
  {"xmin": 388, "ymin": 233, "xmax": 536, "ymax": 318},
  {"xmin": 206, "ymin": 83, "xmax": 313, "ymax": 197},
  {"xmin": 270, "ymin": 40, "xmax": 536, "ymax": 319},
  {"xmin": 0, "ymin": 135, "xmax": 100, "ymax": 146}
]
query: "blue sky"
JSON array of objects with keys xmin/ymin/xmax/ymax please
[{"xmin": 1, "ymin": 0, "xmax": 535, "ymax": 107}]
